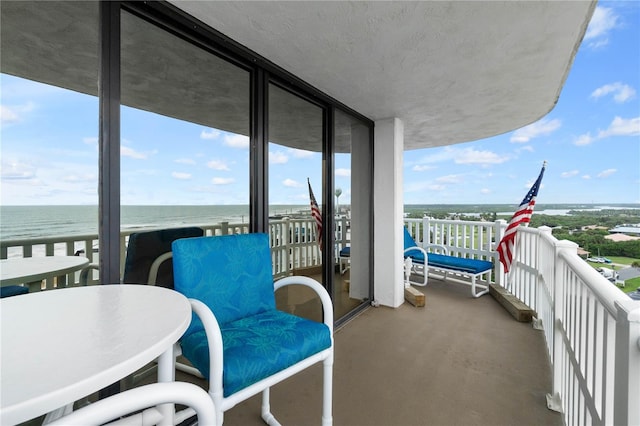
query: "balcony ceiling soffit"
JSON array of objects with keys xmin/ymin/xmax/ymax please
[
  {"xmin": 170, "ymin": 1, "xmax": 596, "ymax": 150},
  {"xmin": 1, "ymin": 1, "xmax": 595, "ymax": 152}
]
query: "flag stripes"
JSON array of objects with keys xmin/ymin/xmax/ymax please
[
  {"xmin": 308, "ymin": 178, "xmax": 323, "ymax": 251},
  {"xmin": 497, "ymin": 163, "xmax": 546, "ymax": 273}
]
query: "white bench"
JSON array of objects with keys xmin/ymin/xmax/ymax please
[{"xmin": 404, "ymin": 244, "xmax": 493, "ymax": 298}]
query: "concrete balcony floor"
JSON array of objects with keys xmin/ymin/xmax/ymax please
[{"xmin": 173, "ymin": 278, "xmax": 563, "ymax": 426}]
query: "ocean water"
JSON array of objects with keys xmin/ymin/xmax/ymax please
[{"xmin": 0, "ymin": 205, "xmax": 308, "ymax": 241}]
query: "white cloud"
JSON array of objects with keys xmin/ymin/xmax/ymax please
[
  {"xmin": 224, "ymin": 134, "xmax": 249, "ymax": 149},
  {"xmin": 436, "ymin": 174, "xmax": 463, "ymax": 184},
  {"xmin": 335, "ymin": 168, "xmax": 351, "ymax": 177},
  {"xmin": 175, "ymin": 158, "xmax": 196, "ymax": 165},
  {"xmin": 1, "ymin": 105, "xmax": 20, "ymax": 124},
  {"xmin": 172, "ymin": 172, "xmax": 192, "ymax": 180},
  {"xmin": 519, "ymin": 146, "xmax": 534, "ymax": 153},
  {"xmin": 597, "ymin": 169, "xmax": 616, "ymax": 178},
  {"xmin": 288, "ymin": 148, "xmax": 315, "ymax": 158},
  {"xmin": 200, "ymin": 128, "xmax": 221, "ymax": 140},
  {"xmin": 510, "ymin": 118, "xmax": 561, "ymax": 143},
  {"xmin": 412, "ymin": 165, "xmax": 435, "ymax": 172},
  {"xmin": 207, "ymin": 159, "xmax": 230, "ymax": 171},
  {"xmin": 62, "ymin": 174, "xmax": 96, "ymax": 183},
  {"xmin": 212, "ymin": 177, "xmax": 235, "ymax": 185},
  {"xmin": 560, "ymin": 170, "xmax": 579, "ymax": 178},
  {"xmin": 455, "ymin": 148, "xmax": 509, "ymax": 165},
  {"xmin": 405, "ymin": 181, "xmax": 446, "ymax": 193},
  {"xmin": 584, "ymin": 6, "xmax": 618, "ymax": 48},
  {"xmin": 83, "ymin": 137, "xmax": 98, "ymax": 145},
  {"xmin": 597, "ymin": 116, "xmax": 640, "ymax": 138},
  {"xmin": 0, "ymin": 102, "xmax": 35, "ymax": 125},
  {"xmin": 121, "ymin": 146, "xmax": 155, "ymax": 160},
  {"xmin": 574, "ymin": 133, "xmax": 594, "ymax": 146},
  {"xmin": 283, "ymin": 178, "xmax": 302, "ymax": 188},
  {"xmin": 1, "ymin": 160, "xmax": 36, "ymax": 180},
  {"xmin": 582, "ymin": 175, "xmax": 591, "ymax": 180},
  {"xmin": 412, "ymin": 146, "xmax": 509, "ymax": 167},
  {"xmin": 269, "ymin": 151, "xmax": 288, "ymax": 164},
  {"xmin": 591, "ymin": 82, "xmax": 636, "ymax": 103}
]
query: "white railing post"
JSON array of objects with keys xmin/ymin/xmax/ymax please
[
  {"xmin": 421, "ymin": 216, "xmax": 431, "ymax": 246},
  {"xmin": 494, "ymin": 219, "xmax": 506, "ymax": 288},
  {"xmin": 547, "ymin": 239, "xmax": 579, "ymax": 414},
  {"xmin": 284, "ymin": 219, "xmax": 291, "ymax": 275},
  {"xmin": 614, "ymin": 300, "xmax": 640, "ymax": 426}
]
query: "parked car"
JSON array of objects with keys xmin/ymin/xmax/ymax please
[{"xmin": 629, "ymin": 290, "xmax": 640, "ymax": 301}]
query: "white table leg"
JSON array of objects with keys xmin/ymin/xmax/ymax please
[{"xmin": 157, "ymin": 346, "xmax": 176, "ymax": 426}]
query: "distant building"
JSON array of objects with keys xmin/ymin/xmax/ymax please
[
  {"xmin": 582, "ymin": 225, "xmax": 608, "ymax": 231},
  {"xmin": 608, "ymin": 226, "xmax": 640, "ymax": 237},
  {"xmin": 576, "ymin": 248, "xmax": 590, "ymax": 258}
]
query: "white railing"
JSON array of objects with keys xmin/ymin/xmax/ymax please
[
  {"xmin": 0, "ymin": 219, "xmax": 320, "ymax": 287},
  {"xmin": 404, "ymin": 217, "xmax": 505, "ymax": 288},
  {"xmin": 405, "ymin": 217, "xmax": 640, "ymax": 425},
  {"xmin": 4, "ymin": 216, "xmax": 638, "ymax": 424}
]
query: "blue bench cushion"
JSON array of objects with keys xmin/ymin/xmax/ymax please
[
  {"xmin": 181, "ymin": 309, "xmax": 331, "ymax": 397},
  {"xmin": 339, "ymin": 247, "xmax": 350, "ymax": 257},
  {"xmin": 0, "ymin": 285, "xmax": 28, "ymax": 298},
  {"xmin": 403, "ymin": 227, "xmax": 492, "ymax": 275},
  {"xmin": 426, "ymin": 253, "xmax": 492, "ymax": 274}
]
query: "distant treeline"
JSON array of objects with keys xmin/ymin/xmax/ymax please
[{"xmin": 404, "ymin": 205, "xmax": 640, "ymax": 259}]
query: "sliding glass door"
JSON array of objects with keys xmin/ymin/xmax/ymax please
[{"xmin": 119, "ymin": 10, "xmax": 251, "ymax": 279}]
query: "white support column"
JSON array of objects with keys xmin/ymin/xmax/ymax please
[{"xmin": 373, "ymin": 118, "xmax": 404, "ymax": 307}]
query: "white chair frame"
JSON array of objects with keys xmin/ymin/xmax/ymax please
[
  {"xmin": 48, "ymin": 382, "xmax": 215, "ymax": 426},
  {"xmin": 188, "ymin": 275, "xmax": 334, "ymax": 426}
]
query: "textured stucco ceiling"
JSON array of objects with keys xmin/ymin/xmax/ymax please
[
  {"xmin": 1, "ymin": 1, "xmax": 595, "ymax": 152},
  {"xmin": 169, "ymin": 1, "xmax": 595, "ymax": 150}
]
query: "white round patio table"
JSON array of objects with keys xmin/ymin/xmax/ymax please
[
  {"xmin": 0, "ymin": 256, "xmax": 90, "ymax": 291},
  {"xmin": 0, "ymin": 284, "xmax": 191, "ymax": 426}
]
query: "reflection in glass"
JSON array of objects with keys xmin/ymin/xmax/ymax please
[
  {"xmin": 120, "ymin": 11, "xmax": 251, "ymax": 259},
  {"xmin": 0, "ymin": 1, "xmax": 100, "ymax": 290},
  {"xmin": 268, "ymin": 83, "xmax": 326, "ymax": 320},
  {"xmin": 334, "ymin": 108, "xmax": 372, "ymax": 318}
]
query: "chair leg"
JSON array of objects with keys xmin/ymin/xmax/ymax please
[
  {"xmin": 211, "ymin": 390, "xmax": 223, "ymax": 426},
  {"xmin": 322, "ymin": 353, "xmax": 334, "ymax": 426},
  {"xmin": 261, "ymin": 388, "xmax": 281, "ymax": 426}
]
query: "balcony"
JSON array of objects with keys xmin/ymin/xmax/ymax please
[
  {"xmin": 170, "ymin": 277, "xmax": 562, "ymax": 425},
  {"xmin": 2, "ymin": 217, "xmax": 639, "ymax": 425}
]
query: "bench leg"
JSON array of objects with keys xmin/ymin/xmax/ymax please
[{"xmin": 471, "ymin": 275, "xmax": 490, "ymax": 298}]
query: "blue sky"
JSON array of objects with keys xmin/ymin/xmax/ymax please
[
  {"xmin": 404, "ymin": 1, "xmax": 640, "ymax": 205},
  {"xmin": 1, "ymin": 2, "xmax": 639, "ymax": 206}
]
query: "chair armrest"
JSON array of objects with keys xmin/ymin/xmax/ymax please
[
  {"xmin": 148, "ymin": 252, "xmax": 173, "ymax": 285},
  {"xmin": 274, "ymin": 276, "xmax": 334, "ymax": 334},
  {"xmin": 79, "ymin": 263, "xmax": 99, "ymax": 286},
  {"xmin": 189, "ymin": 298, "xmax": 225, "ymax": 398},
  {"xmin": 48, "ymin": 382, "xmax": 215, "ymax": 425},
  {"xmin": 423, "ymin": 244, "xmax": 448, "ymax": 255},
  {"xmin": 403, "ymin": 246, "xmax": 427, "ymax": 257}
]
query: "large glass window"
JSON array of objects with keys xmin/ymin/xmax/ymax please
[
  {"xmin": 334, "ymin": 108, "xmax": 373, "ymax": 318},
  {"xmin": 119, "ymin": 10, "xmax": 251, "ymax": 279},
  {"xmin": 0, "ymin": 1, "xmax": 373, "ymax": 322},
  {"xmin": 268, "ymin": 83, "xmax": 326, "ymax": 319},
  {"xmin": 0, "ymin": 1, "xmax": 100, "ymax": 289}
]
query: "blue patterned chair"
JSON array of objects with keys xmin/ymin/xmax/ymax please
[{"xmin": 172, "ymin": 233, "xmax": 334, "ymax": 426}]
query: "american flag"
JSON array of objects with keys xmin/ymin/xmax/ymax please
[
  {"xmin": 497, "ymin": 162, "xmax": 546, "ymax": 273},
  {"xmin": 308, "ymin": 178, "xmax": 323, "ymax": 250}
]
